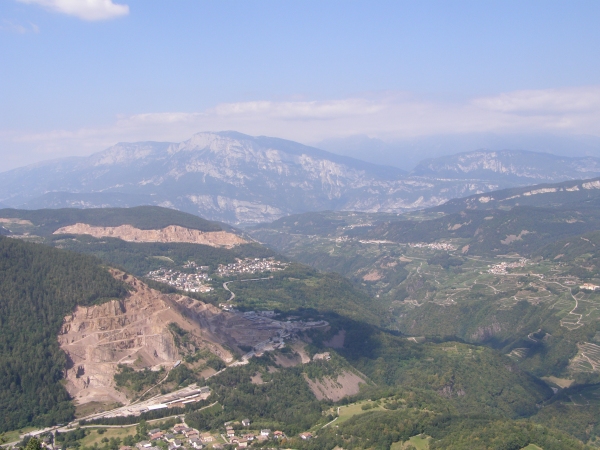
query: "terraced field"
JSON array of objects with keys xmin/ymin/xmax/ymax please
[
  {"xmin": 570, "ymin": 342, "xmax": 600, "ymax": 372},
  {"xmin": 251, "ymin": 221, "xmax": 600, "ymax": 379}
]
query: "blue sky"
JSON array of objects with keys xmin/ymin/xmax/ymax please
[{"xmin": 1, "ymin": 0, "xmax": 600, "ymax": 170}]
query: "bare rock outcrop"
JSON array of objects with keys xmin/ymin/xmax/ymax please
[
  {"xmin": 59, "ymin": 270, "xmax": 233, "ymax": 406},
  {"xmin": 53, "ymin": 223, "xmax": 247, "ymax": 248},
  {"xmin": 59, "ymin": 269, "xmax": 289, "ymax": 407},
  {"xmin": 304, "ymin": 371, "xmax": 366, "ymax": 402}
]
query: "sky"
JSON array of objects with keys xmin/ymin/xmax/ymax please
[{"xmin": 1, "ymin": 0, "xmax": 600, "ymax": 171}]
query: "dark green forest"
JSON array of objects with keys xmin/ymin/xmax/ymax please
[
  {"xmin": 0, "ymin": 206, "xmax": 223, "ymax": 235},
  {"xmin": 365, "ymin": 205, "xmax": 600, "ymax": 256},
  {"xmin": 291, "ymin": 411, "xmax": 591, "ymax": 450},
  {"xmin": 47, "ymin": 235, "xmax": 275, "ymax": 277},
  {"xmin": 2, "ymin": 204, "xmax": 600, "ymax": 447},
  {"xmin": 228, "ymin": 264, "xmax": 383, "ymax": 325},
  {"xmin": 0, "ymin": 236, "xmax": 127, "ymax": 432}
]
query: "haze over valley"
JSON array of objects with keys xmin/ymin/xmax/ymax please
[
  {"xmin": 4, "ymin": 132, "xmax": 600, "ymax": 225},
  {"xmin": 3, "ymin": 1, "xmax": 600, "ymax": 449}
]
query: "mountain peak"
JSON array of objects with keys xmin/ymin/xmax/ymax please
[
  {"xmin": 2, "ymin": 134, "xmax": 600, "ymax": 225},
  {"xmin": 91, "ymin": 141, "xmax": 172, "ymax": 166},
  {"xmin": 169, "ymin": 131, "xmax": 257, "ymax": 156}
]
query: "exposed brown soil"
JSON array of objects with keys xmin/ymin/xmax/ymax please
[
  {"xmin": 54, "ymin": 223, "xmax": 247, "ymax": 248},
  {"xmin": 171, "ymin": 295, "xmax": 281, "ymax": 351},
  {"xmin": 0, "ymin": 218, "xmax": 33, "ymax": 225},
  {"xmin": 291, "ymin": 342, "xmax": 312, "ymax": 364},
  {"xmin": 199, "ymin": 367, "xmax": 217, "ymax": 379},
  {"xmin": 274, "ymin": 352, "xmax": 303, "ymax": 368},
  {"xmin": 251, "ymin": 372, "xmax": 264, "ymax": 385},
  {"xmin": 304, "ymin": 371, "xmax": 365, "ymax": 401},
  {"xmin": 59, "ymin": 270, "xmax": 232, "ymax": 405},
  {"xmin": 362, "ymin": 270, "xmax": 383, "ymax": 281},
  {"xmin": 501, "ymin": 230, "xmax": 531, "ymax": 245},
  {"xmin": 59, "ymin": 269, "xmax": 284, "ymax": 406}
]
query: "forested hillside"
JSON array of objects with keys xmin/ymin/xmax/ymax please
[
  {"xmin": 0, "ymin": 206, "xmax": 224, "ymax": 235},
  {"xmin": 433, "ymin": 176, "xmax": 600, "ymax": 214},
  {"xmin": 253, "ymin": 203, "xmax": 600, "ymax": 257},
  {"xmin": 0, "ymin": 236, "xmax": 127, "ymax": 431},
  {"xmin": 248, "ymin": 190, "xmax": 600, "ymax": 446},
  {"xmin": 362, "ymin": 204, "xmax": 600, "ymax": 256},
  {"xmin": 47, "ymin": 236, "xmax": 275, "ymax": 278}
]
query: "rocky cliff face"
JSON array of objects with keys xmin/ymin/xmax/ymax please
[
  {"xmin": 58, "ymin": 269, "xmax": 288, "ymax": 406},
  {"xmin": 58, "ymin": 270, "xmax": 233, "ymax": 406},
  {"xmin": 3, "ymin": 133, "xmax": 599, "ymax": 224},
  {"xmin": 54, "ymin": 223, "xmax": 247, "ymax": 248}
]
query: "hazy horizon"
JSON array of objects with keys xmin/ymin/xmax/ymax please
[{"xmin": 2, "ymin": 1, "xmax": 600, "ymax": 171}]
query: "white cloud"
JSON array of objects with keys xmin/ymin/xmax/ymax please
[
  {"xmin": 0, "ymin": 19, "xmax": 39, "ymax": 33},
  {"xmin": 212, "ymin": 98, "xmax": 386, "ymax": 120},
  {"xmin": 473, "ymin": 87, "xmax": 600, "ymax": 114},
  {"xmin": 3, "ymin": 86, "xmax": 600, "ymax": 171},
  {"xmin": 17, "ymin": 0, "xmax": 129, "ymax": 21}
]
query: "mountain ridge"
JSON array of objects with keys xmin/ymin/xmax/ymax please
[
  {"xmin": 3, "ymin": 132, "xmax": 600, "ymax": 224},
  {"xmin": 412, "ymin": 149, "xmax": 600, "ymax": 182},
  {"xmin": 432, "ymin": 176, "xmax": 600, "ymax": 213}
]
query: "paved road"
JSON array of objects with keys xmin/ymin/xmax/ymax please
[{"xmin": 222, "ymin": 281, "xmax": 235, "ymax": 302}]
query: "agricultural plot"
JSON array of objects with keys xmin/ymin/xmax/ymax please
[
  {"xmin": 252, "ymin": 215, "xmax": 600, "ymax": 379},
  {"xmin": 77, "ymin": 426, "xmax": 137, "ymax": 448},
  {"xmin": 391, "ymin": 434, "xmax": 431, "ymax": 449},
  {"xmin": 268, "ymin": 231, "xmax": 600, "ymax": 332},
  {"xmin": 508, "ymin": 348, "xmax": 529, "ymax": 360},
  {"xmin": 569, "ymin": 342, "xmax": 600, "ymax": 373},
  {"xmin": 333, "ymin": 400, "xmax": 387, "ymax": 425}
]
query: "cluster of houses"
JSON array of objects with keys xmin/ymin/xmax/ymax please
[
  {"xmin": 125, "ymin": 420, "xmax": 314, "ymax": 450},
  {"xmin": 145, "ymin": 267, "xmax": 213, "ymax": 293},
  {"xmin": 409, "ymin": 242, "xmax": 457, "ymax": 251},
  {"xmin": 216, "ymin": 257, "xmax": 288, "ymax": 277},
  {"xmin": 580, "ymin": 283, "xmax": 600, "ymax": 291},
  {"xmin": 222, "ymin": 421, "xmax": 288, "ymax": 447},
  {"xmin": 132, "ymin": 423, "xmax": 215, "ymax": 450},
  {"xmin": 487, "ymin": 258, "xmax": 529, "ymax": 275}
]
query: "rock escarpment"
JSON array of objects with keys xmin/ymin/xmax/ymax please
[
  {"xmin": 54, "ymin": 223, "xmax": 247, "ymax": 248},
  {"xmin": 58, "ymin": 270, "xmax": 233, "ymax": 405}
]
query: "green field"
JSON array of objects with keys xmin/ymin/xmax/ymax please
[
  {"xmin": 0, "ymin": 427, "xmax": 36, "ymax": 445},
  {"xmin": 390, "ymin": 434, "xmax": 431, "ymax": 449},
  {"xmin": 250, "ymin": 221, "xmax": 600, "ymax": 379},
  {"xmin": 78, "ymin": 427, "xmax": 137, "ymax": 448},
  {"xmin": 333, "ymin": 400, "xmax": 387, "ymax": 425}
]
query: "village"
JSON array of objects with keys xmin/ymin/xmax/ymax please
[
  {"xmin": 487, "ymin": 258, "xmax": 529, "ymax": 275},
  {"xmin": 145, "ymin": 266, "xmax": 213, "ymax": 293},
  {"xmin": 216, "ymin": 257, "xmax": 289, "ymax": 277},
  {"xmin": 133, "ymin": 419, "xmax": 274, "ymax": 450},
  {"xmin": 29, "ymin": 416, "xmax": 313, "ymax": 450},
  {"xmin": 409, "ymin": 242, "xmax": 457, "ymax": 251},
  {"xmin": 131, "ymin": 416, "xmax": 314, "ymax": 450}
]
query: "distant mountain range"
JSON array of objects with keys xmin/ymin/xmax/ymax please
[
  {"xmin": 432, "ymin": 176, "xmax": 600, "ymax": 214},
  {"xmin": 317, "ymin": 133, "xmax": 600, "ymax": 171},
  {"xmin": 412, "ymin": 150, "xmax": 600, "ymax": 182},
  {"xmin": 2, "ymin": 131, "xmax": 600, "ymax": 224}
]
